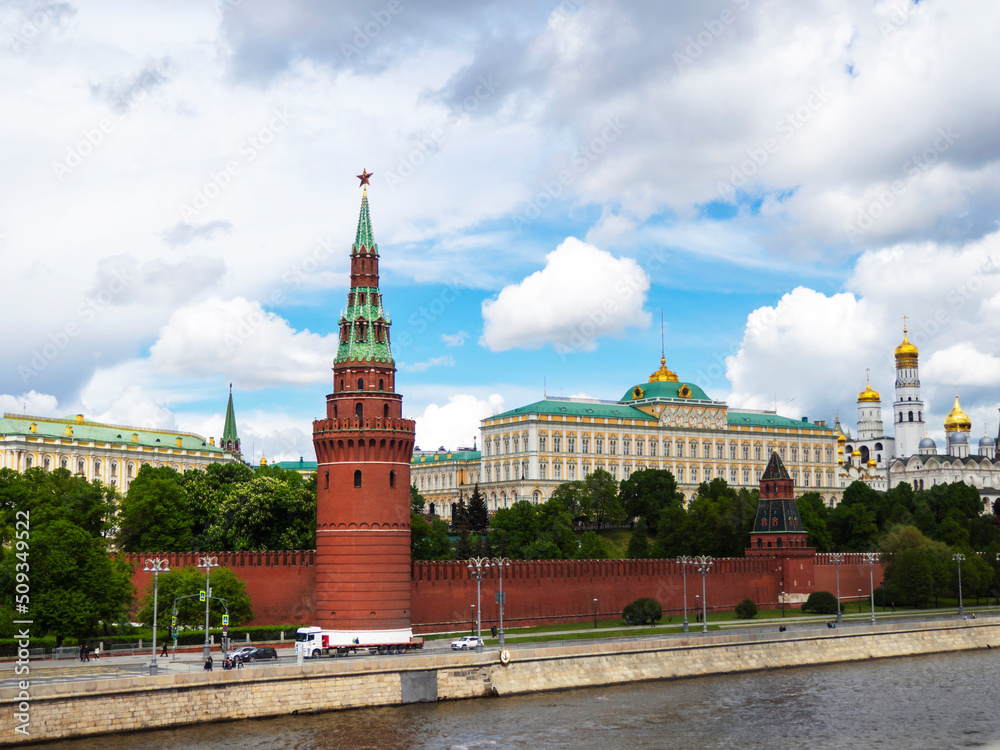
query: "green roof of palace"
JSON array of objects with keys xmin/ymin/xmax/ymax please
[
  {"xmin": 489, "ymin": 399, "xmax": 656, "ymax": 422},
  {"xmin": 411, "ymin": 450, "xmax": 481, "ymax": 464},
  {"xmin": 0, "ymin": 413, "xmax": 225, "ymax": 452},
  {"xmin": 620, "ymin": 380, "xmax": 713, "ymax": 403},
  {"xmin": 727, "ymin": 411, "xmax": 831, "ymax": 431},
  {"xmin": 271, "ymin": 459, "xmax": 318, "ymax": 471}
]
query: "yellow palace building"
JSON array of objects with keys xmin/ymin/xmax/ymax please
[{"xmin": 478, "ymin": 356, "xmax": 842, "ymax": 512}]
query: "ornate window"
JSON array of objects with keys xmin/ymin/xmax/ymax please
[
  {"xmin": 754, "ymin": 446, "xmax": 762, "ymax": 461},
  {"xmin": 676, "ymin": 442, "xmax": 683, "ymax": 458},
  {"xmin": 539, "ymin": 436, "xmax": 547, "ymax": 452},
  {"xmin": 636, "ymin": 439, "xmax": 643, "ymax": 456},
  {"xmin": 742, "ymin": 444, "xmax": 749, "ymax": 460},
  {"xmin": 582, "ymin": 437, "xmax": 590, "ymax": 453},
  {"xmin": 554, "ymin": 436, "xmax": 562, "ymax": 452},
  {"xmin": 663, "ymin": 441, "xmax": 670, "ymax": 457},
  {"xmin": 649, "ymin": 441, "xmax": 656, "ymax": 457},
  {"xmin": 623, "ymin": 438, "xmax": 630, "ymax": 456},
  {"xmin": 554, "ymin": 463, "xmax": 562, "ymax": 479},
  {"xmin": 609, "ymin": 438, "xmax": 617, "ymax": 455},
  {"xmin": 730, "ymin": 444, "xmax": 737, "ymax": 459},
  {"xmin": 595, "ymin": 437, "xmax": 603, "ymax": 454},
  {"xmin": 513, "ymin": 435, "xmax": 519, "ymax": 453},
  {"xmin": 504, "ymin": 436, "xmax": 510, "ymax": 454},
  {"xmin": 567, "ymin": 437, "xmax": 575, "ymax": 453},
  {"xmin": 717, "ymin": 444, "xmax": 724, "ymax": 459}
]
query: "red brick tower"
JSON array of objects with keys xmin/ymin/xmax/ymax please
[{"xmin": 312, "ymin": 171, "xmax": 416, "ymax": 632}]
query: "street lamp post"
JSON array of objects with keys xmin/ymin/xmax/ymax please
[
  {"xmin": 467, "ymin": 557, "xmax": 490, "ymax": 651},
  {"xmin": 780, "ymin": 589, "xmax": 786, "ymax": 618},
  {"xmin": 953, "ymin": 553, "xmax": 965, "ymax": 618},
  {"xmin": 196, "ymin": 556, "xmax": 218, "ymax": 660},
  {"xmin": 695, "ymin": 594, "xmax": 700, "ymax": 625},
  {"xmin": 830, "ymin": 553, "xmax": 843, "ymax": 624},
  {"xmin": 470, "ymin": 605, "xmax": 475, "ymax": 635},
  {"xmin": 143, "ymin": 558, "xmax": 170, "ymax": 675},
  {"xmin": 593, "ymin": 598, "xmax": 598, "ymax": 628},
  {"xmin": 491, "ymin": 557, "xmax": 511, "ymax": 646},
  {"xmin": 678, "ymin": 556, "xmax": 691, "ymax": 633},
  {"xmin": 858, "ymin": 588, "xmax": 862, "ymax": 614},
  {"xmin": 863, "ymin": 552, "xmax": 877, "ymax": 625},
  {"xmin": 694, "ymin": 556, "xmax": 714, "ymax": 634}
]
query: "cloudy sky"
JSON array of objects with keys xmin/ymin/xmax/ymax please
[{"xmin": 2, "ymin": 0, "xmax": 1000, "ymax": 462}]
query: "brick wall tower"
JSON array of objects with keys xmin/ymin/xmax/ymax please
[{"xmin": 312, "ymin": 171, "xmax": 416, "ymax": 632}]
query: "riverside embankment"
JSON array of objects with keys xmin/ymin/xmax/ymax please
[{"xmin": 2, "ymin": 618, "xmax": 997, "ymax": 746}]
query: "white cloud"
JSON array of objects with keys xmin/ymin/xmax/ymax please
[
  {"xmin": 923, "ymin": 343, "xmax": 1000, "ymax": 388},
  {"xmin": 148, "ymin": 297, "xmax": 337, "ymax": 389},
  {"xmin": 441, "ymin": 331, "xmax": 468, "ymax": 347},
  {"xmin": 398, "ymin": 356, "xmax": 455, "ymax": 373},
  {"xmin": 0, "ymin": 391, "xmax": 61, "ymax": 417},
  {"xmin": 413, "ymin": 393, "xmax": 505, "ymax": 452},
  {"xmin": 89, "ymin": 384, "xmax": 178, "ymax": 431},
  {"xmin": 726, "ymin": 287, "xmax": 888, "ymax": 418},
  {"xmin": 480, "ymin": 237, "xmax": 651, "ymax": 352}
]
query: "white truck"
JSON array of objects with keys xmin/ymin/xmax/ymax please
[{"xmin": 294, "ymin": 626, "xmax": 424, "ymax": 659}]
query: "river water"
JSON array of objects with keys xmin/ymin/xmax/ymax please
[{"xmin": 50, "ymin": 649, "xmax": 1000, "ymax": 750}]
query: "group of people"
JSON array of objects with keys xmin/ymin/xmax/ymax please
[
  {"xmin": 203, "ymin": 653, "xmax": 243, "ymax": 671},
  {"xmin": 79, "ymin": 644, "xmax": 99, "ymax": 661}
]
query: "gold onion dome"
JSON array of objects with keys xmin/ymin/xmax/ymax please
[
  {"xmin": 837, "ymin": 433, "xmax": 846, "ymax": 444},
  {"xmin": 867, "ymin": 458, "xmax": 877, "ymax": 467},
  {"xmin": 851, "ymin": 449, "xmax": 862, "ymax": 457},
  {"xmin": 944, "ymin": 395, "xmax": 972, "ymax": 432},
  {"xmin": 858, "ymin": 376, "xmax": 880, "ymax": 402},
  {"xmin": 649, "ymin": 356, "xmax": 679, "ymax": 383},
  {"xmin": 894, "ymin": 326, "xmax": 919, "ymax": 366}
]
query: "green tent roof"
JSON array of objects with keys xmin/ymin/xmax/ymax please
[
  {"xmin": 727, "ymin": 411, "xmax": 830, "ymax": 431},
  {"xmin": 411, "ymin": 450, "xmax": 481, "ymax": 464}
]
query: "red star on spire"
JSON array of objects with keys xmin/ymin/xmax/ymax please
[{"xmin": 357, "ymin": 168, "xmax": 373, "ymax": 187}]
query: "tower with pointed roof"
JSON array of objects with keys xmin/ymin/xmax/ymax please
[
  {"xmin": 747, "ymin": 451, "xmax": 812, "ymax": 557},
  {"xmin": 220, "ymin": 385, "xmax": 240, "ymax": 456},
  {"xmin": 892, "ymin": 320, "xmax": 925, "ymax": 458},
  {"xmin": 312, "ymin": 174, "xmax": 416, "ymax": 633},
  {"xmin": 944, "ymin": 394, "xmax": 972, "ymax": 458}
]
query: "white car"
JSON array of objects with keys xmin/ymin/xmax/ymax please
[
  {"xmin": 451, "ymin": 636, "xmax": 483, "ymax": 651},
  {"xmin": 229, "ymin": 646, "xmax": 256, "ymax": 661}
]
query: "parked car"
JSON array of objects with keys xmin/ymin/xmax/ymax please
[
  {"xmin": 229, "ymin": 646, "xmax": 256, "ymax": 661},
  {"xmin": 451, "ymin": 636, "xmax": 483, "ymax": 651},
  {"xmin": 244, "ymin": 646, "xmax": 279, "ymax": 662}
]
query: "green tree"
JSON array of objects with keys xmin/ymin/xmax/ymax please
[
  {"xmin": 549, "ymin": 481, "xmax": 586, "ymax": 522},
  {"xmin": 796, "ymin": 492, "xmax": 833, "ymax": 551},
  {"xmin": 583, "ymin": 469, "xmax": 625, "ymax": 531},
  {"xmin": 885, "ymin": 548, "xmax": 935, "ymax": 607},
  {"xmin": 802, "ymin": 591, "xmax": 839, "ymax": 615},
  {"xmin": 576, "ymin": 530, "xmax": 612, "ymax": 559},
  {"xmin": 138, "ymin": 566, "xmax": 254, "ymax": 632},
  {"xmin": 537, "ymin": 498, "xmax": 578, "ymax": 558},
  {"xmin": 734, "ymin": 599, "xmax": 758, "ymax": 619},
  {"xmin": 202, "ymin": 474, "xmax": 316, "ymax": 551},
  {"xmin": 465, "ymin": 484, "xmax": 489, "ymax": 533},
  {"xmin": 410, "ymin": 513, "xmax": 453, "ymax": 560},
  {"xmin": 619, "ymin": 469, "xmax": 682, "ymax": 534},
  {"xmin": 623, "ymin": 597, "xmax": 662, "ymax": 625},
  {"xmin": 0, "ymin": 468, "xmax": 133, "ymax": 639},
  {"xmin": 410, "ymin": 484, "xmax": 426, "ymax": 514},
  {"xmin": 117, "ymin": 466, "xmax": 193, "ymax": 552},
  {"xmin": 626, "ymin": 518, "xmax": 650, "ymax": 559},
  {"xmin": 489, "ymin": 501, "xmax": 540, "ymax": 558}
]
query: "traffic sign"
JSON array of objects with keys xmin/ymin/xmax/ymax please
[
  {"xmin": 222, "ymin": 615, "xmax": 229, "ymax": 626},
  {"xmin": 495, "ymin": 592, "xmax": 506, "ymax": 604},
  {"xmin": 199, "ymin": 590, "xmax": 206, "ymax": 602},
  {"xmin": 171, "ymin": 615, "xmax": 176, "ymax": 626}
]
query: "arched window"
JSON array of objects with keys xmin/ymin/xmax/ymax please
[
  {"xmin": 94, "ymin": 459, "xmax": 102, "ymax": 475},
  {"xmin": 356, "ymin": 403, "xmax": 363, "ymax": 420},
  {"xmin": 77, "ymin": 458, "xmax": 85, "ymax": 474},
  {"xmin": 354, "ymin": 470, "xmax": 362, "ymax": 487},
  {"xmin": 25, "ymin": 455, "xmax": 33, "ymax": 469},
  {"xmin": 333, "ymin": 404, "xmax": 338, "ymax": 418},
  {"xmin": 357, "ymin": 378, "xmax": 364, "ymax": 391},
  {"xmin": 340, "ymin": 378, "xmax": 344, "ymax": 392},
  {"xmin": 379, "ymin": 378, "xmax": 384, "ymax": 391},
  {"xmin": 43, "ymin": 456, "xmax": 50, "ymax": 471},
  {"xmin": 389, "ymin": 470, "xmax": 396, "ymax": 488},
  {"xmin": 61, "ymin": 456, "xmax": 68, "ymax": 469},
  {"xmin": 384, "ymin": 404, "xmax": 389, "ymax": 419},
  {"xmin": 110, "ymin": 461, "xmax": 117, "ymax": 476},
  {"xmin": 908, "ymin": 411, "xmax": 913, "ymax": 422},
  {"xmin": 325, "ymin": 471, "xmax": 330, "ymax": 489}
]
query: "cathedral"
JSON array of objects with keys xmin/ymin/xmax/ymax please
[{"xmin": 837, "ymin": 323, "xmax": 1000, "ymax": 510}]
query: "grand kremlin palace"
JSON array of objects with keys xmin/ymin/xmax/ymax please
[{"xmin": 411, "ymin": 356, "xmax": 842, "ymax": 520}]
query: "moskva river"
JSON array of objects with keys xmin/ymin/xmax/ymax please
[{"xmin": 54, "ymin": 649, "xmax": 1000, "ymax": 749}]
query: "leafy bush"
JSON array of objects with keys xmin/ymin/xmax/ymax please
[
  {"xmin": 802, "ymin": 591, "xmax": 839, "ymax": 615},
  {"xmin": 734, "ymin": 599, "xmax": 758, "ymax": 619},
  {"xmin": 623, "ymin": 597, "xmax": 662, "ymax": 625}
]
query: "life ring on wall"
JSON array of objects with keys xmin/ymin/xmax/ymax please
[{"xmin": 499, "ymin": 648, "xmax": 511, "ymax": 665}]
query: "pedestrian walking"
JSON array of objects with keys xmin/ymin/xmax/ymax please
[
  {"xmin": 83, "ymin": 645, "xmax": 91, "ymax": 662},
  {"xmin": 204, "ymin": 655, "xmax": 213, "ymax": 671},
  {"xmin": 161, "ymin": 641, "xmax": 169, "ymax": 657},
  {"xmin": 93, "ymin": 645, "xmax": 100, "ymax": 660},
  {"xmin": 79, "ymin": 644, "xmax": 86, "ymax": 662}
]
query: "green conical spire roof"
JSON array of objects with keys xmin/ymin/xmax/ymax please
[
  {"xmin": 222, "ymin": 386, "xmax": 239, "ymax": 445},
  {"xmin": 353, "ymin": 188, "xmax": 377, "ymax": 254}
]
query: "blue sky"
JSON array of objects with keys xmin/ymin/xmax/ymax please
[{"xmin": 2, "ymin": 0, "xmax": 1000, "ymax": 461}]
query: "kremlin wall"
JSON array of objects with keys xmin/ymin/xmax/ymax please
[{"xmin": 126, "ymin": 552, "xmax": 884, "ymax": 631}]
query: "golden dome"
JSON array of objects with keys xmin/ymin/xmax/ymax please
[
  {"xmin": 851, "ymin": 449, "xmax": 861, "ymax": 457},
  {"xmin": 894, "ymin": 326, "xmax": 919, "ymax": 366},
  {"xmin": 867, "ymin": 458, "xmax": 877, "ymax": 467},
  {"xmin": 648, "ymin": 356, "xmax": 679, "ymax": 383},
  {"xmin": 944, "ymin": 395, "xmax": 972, "ymax": 432},
  {"xmin": 259, "ymin": 454, "xmax": 268, "ymax": 466},
  {"xmin": 837, "ymin": 433, "xmax": 846, "ymax": 444},
  {"xmin": 858, "ymin": 376, "xmax": 880, "ymax": 402}
]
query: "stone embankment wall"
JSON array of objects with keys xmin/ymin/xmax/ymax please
[{"xmin": 2, "ymin": 619, "xmax": 995, "ymax": 746}]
